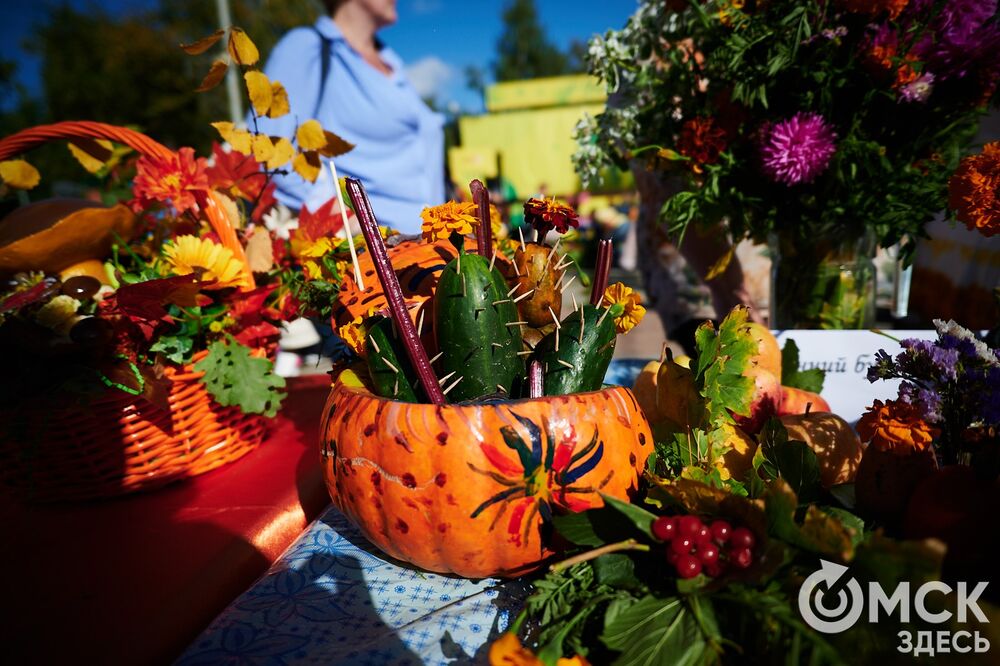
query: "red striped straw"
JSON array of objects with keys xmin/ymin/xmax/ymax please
[
  {"xmin": 590, "ymin": 239, "xmax": 612, "ymax": 306},
  {"xmin": 345, "ymin": 178, "xmax": 446, "ymax": 405},
  {"xmin": 528, "ymin": 360, "xmax": 544, "ymax": 399},
  {"xmin": 470, "ymin": 179, "xmax": 493, "ymax": 261}
]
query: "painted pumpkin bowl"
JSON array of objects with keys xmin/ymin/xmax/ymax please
[{"xmin": 320, "ymin": 368, "xmax": 652, "ymax": 578}]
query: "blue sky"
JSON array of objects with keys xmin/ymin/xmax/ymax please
[{"xmin": 2, "ymin": 0, "xmax": 639, "ymax": 113}]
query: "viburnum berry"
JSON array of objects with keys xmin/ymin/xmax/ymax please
[
  {"xmin": 730, "ymin": 527, "xmax": 756, "ymax": 550},
  {"xmin": 731, "ymin": 547, "xmax": 753, "ymax": 569},
  {"xmin": 694, "ymin": 524, "xmax": 712, "ymax": 543},
  {"xmin": 694, "ymin": 542, "xmax": 719, "ymax": 565},
  {"xmin": 677, "ymin": 515, "xmax": 703, "ymax": 537},
  {"xmin": 710, "ymin": 520, "xmax": 731, "ymax": 544},
  {"xmin": 652, "ymin": 516, "xmax": 676, "ymax": 541},
  {"xmin": 671, "ymin": 536, "xmax": 695, "ymax": 555},
  {"xmin": 675, "ymin": 554, "xmax": 703, "ymax": 579}
]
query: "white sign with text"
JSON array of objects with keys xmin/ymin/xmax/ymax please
[{"xmin": 774, "ymin": 330, "xmax": 938, "ymax": 424}]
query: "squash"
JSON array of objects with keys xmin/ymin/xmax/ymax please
[
  {"xmin": 779, "ymin": 412, "xmax": 863, "ymax": 488},
  {"xmin": 321, "ymin": 368, "xmax": 652, "ymax": 578}
]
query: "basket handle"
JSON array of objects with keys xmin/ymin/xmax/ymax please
[{"xmin": 0, "ymin": 121, "xmax": 255, "ymax": 289}]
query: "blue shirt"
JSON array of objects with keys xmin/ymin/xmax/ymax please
[{"xmin": 254, "ymin": 17, "xmax": 445, "ymax": 234}]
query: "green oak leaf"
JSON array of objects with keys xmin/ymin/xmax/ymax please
[{"xmin": 195, "ymin": 336, "xmax": 286, "ymax": 416}]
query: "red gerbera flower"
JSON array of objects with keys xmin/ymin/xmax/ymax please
[
  {"xmin": 677, "ymin": 116, "xmax": 727, "ymax": 173},
  {"xmin": 131, "ymin": 146, "xmax": 210, "ymax": 215}
]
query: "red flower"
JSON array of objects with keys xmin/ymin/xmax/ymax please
[
  {"xmin": 523, "ymin": 198, "xmax": 579, "ymax": 238},
  {"xmin": 131, "ymin": 147, "xmax": 210, "ymax": 215},
  {"xmin": 677, "ymin": 116, "xmax": 727, "ymax": 172}
]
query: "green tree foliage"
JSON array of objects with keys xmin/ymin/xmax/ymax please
[{"xmin": 493, "ymin": 0, "xmax": 577, "ymax": 82}]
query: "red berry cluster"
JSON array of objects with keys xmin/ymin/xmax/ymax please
[{"xmin": 651, "ymin": 515, "xmax": 755, "ymax": 579}]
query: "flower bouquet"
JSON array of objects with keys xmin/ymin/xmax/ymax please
[
  {"xmin": 0, "ymin": 28, "xmax": 357, "ymax": 500},
  {"xmin": 576, "ymin": 0, "xmax": 1000, "ymax": 328}
]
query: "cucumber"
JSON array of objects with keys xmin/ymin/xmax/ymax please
[
  {"xmin": 364, "ymin": 316, "xmax": 421, "ymax": 402},
  {"xmin": 534, "ymin": 303, "xmax": 617, "ymax": 395}
]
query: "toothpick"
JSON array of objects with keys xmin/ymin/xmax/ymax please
[
  {"xmin": 571, "ymin": 291, "xmax": 579, "ymax": 312},
  {"xmin": 328, "ymin": 160, "xmax": 363, "ymax": 290},
  {"xmin": 544, "ymin": 238, "xmax": 562, "ymax": 268},
  {"xmin": 560, "ymin": 274, "xmax": 577, "ymax": 293},
  {"xmin": 497, "ymin": 384, "xmax": 507, "ymax": 393},
  {"xmin": 429, "ymin": 351, "xmax": 444, "ymax": 364},
  {"xmin": 507, "ymin": 320, "xmax": 528, "ymax": 327},
  {"xmin": 457, "ymin": 251, "xmax": 462, "ymax": 272},
  {"xmin": 461, "ymin": 274, "xmax": 467, "ymax": 297},
  {"xmin": 517, "ymin": 226, "xmax": 525, "ymax": 247},
  {"xmin": 555, "ymin": 254, "xmax": 572, "ymax": 271},
  {"xmin": 554, "ymin": 272, "xmax": 566, "ymax": 291},
  {"xmin": 511, "ymin": 258, "xmax": 521, "ymax": 276},
  {"xmin": 438, "ymin": 370, "xmax": 456, "ymax": 385},
  {"xmin": 489, "ymin": 252, "xmax": 497, "ymax": 272},
  {"xmin": 517, "ymin": 350, "xmax": 533, "ymax": 356},
  {"xmin": 579, "ymin": 307, "xmax": 586, "ymax": 344},
  {"xmin": 492, "ymin": 342, "xmax": 504, "ymax": 349},
  {"xmin": 442, "ymin": 375, "xmax": 464, "ymax": 395},
  {"xmin": 512, "ymin": 289, "xmax": 534, "ymax": 303},
  {"xmin": 492, "ymin": 299, "xmax": 511, "ymax": 306},
  {"xmin": 555, "ymin": 327, "xmax": 560, "ymax": 352},
  {"xmin": 596, "ymin": 306, "xmax": 612, "ymax": 328},
  {"xmin": 416, "ymin": 309, "xmax": 425, "ymax": 337},
  {"xmin": 370, "ymin": 336, "xmax": 381, "ymax": 353},
  {"xmin": 557, "ymin": 359, "xmax": 576, "ymax": 370},
  {"xmin": 393, "ymin": 377, "xmax": 399, "ymax": 396},
  {"xmin": 381, "ymin": 357, "xmax": 400, "ymax": 374},
  {"xmin": 548, "ymin": 306, "xmax": 561, "ymax": 329},
  {"xmin": 507, "ymin": 284, "xmax": 521, "ymax": 297}
]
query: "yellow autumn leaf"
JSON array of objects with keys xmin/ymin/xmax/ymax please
[
  {"xmin": 227, "ymin": 27, "xmax": 260, "ymax": 66},
  {"xmin": 0, "ymin": 160, "xmax": 40, "ymax": 190},
  {"xmin": 705, "ymin": 245, "xmax": 735, "ymax": 281},
  {"xmin": 212, "ymin": 120, "xmax": 235, "ymax": 139},
  {"xmin": 196, "ymin": 59, "xmax": 228, "ymax": 93},
  {"xmin": 179, "ymin": 29, "xmax": 225, "ymax": 55},
  {"xmin": 68, "ymin": 138, "xmax": 113, "ymax": 174},
  {"xmin": 296, "ymin": 119, "xmax": 326, "ymax": 151},
  {"xmin": 293, "ymin": 151, "xmax": 322, "ymax": 182},
  {"xmin": 317, "ymin": 130, "xmax": 355, "ymax": 158},
  {"xmin": 252, "ymin": 133, "xmax": 275, "ymax": 163},
  {"xmin": 211, "ymin": 122, "xmax": 251, "ymax": 155},
  {"xmin": 267, "ymin": 136, "xmax": 295, "ymax": 169},
  {"xmin": 268, "ymin": 81, "xmax": 290, "ymax": 118},
  {"xmin": 244, "ymin": 71, "xmax": 272, "ymax": 116}
]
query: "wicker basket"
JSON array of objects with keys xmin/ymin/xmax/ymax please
[{"xmin": 0, "ymin": 122, "xmax": 270, "ymax": 501}]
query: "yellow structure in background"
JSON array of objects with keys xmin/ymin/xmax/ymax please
[{"xmin": 449, "ymin": 74, "xmax": 609, "ymax": 200}]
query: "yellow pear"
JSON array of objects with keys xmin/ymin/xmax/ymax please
[
  {"xmin": 633, "ymin": 358, "xmax": 665, "ymax": 423},
  {"xmin": 656, "ymin": 354, "xmax": 703, "ymax": 429},
  {"xmin": 673, "ymin": 354, "xmax": 692, "ymax": 369},
  {"xmin": 780, "ymin": 412, "xmax": 863, "ymax": 488}
]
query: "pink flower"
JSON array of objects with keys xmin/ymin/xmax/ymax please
[{"xmin": 760, "ymin": 113, "xmax": 838, "ymax": 185}]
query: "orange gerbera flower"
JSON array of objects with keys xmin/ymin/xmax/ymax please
[
  {"xmin": 857, "ymin": 399, "xmax": 940, "ymax": 456},
  {"xmin": 420, "ymin": 201, "xmax": 479, "ymax": 243},
  {"xmin": 131, "ymin": 147, "xmax": 210, "ymax": 215},
  {"xmin": 948, "ymin": 142, "xmax": 1000, "ymax": 237}
]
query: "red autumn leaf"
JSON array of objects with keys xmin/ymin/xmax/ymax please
[
  {"xmin": 205, "ymin": 142, "xmax": 268, "ymax": 202},
  {"xmin": 0, "ymin": 279, "xmax": 59, "ymax": 314},
  {"xmin": 113, "ymin": 275, "xmax": 207, "ymax": 322},
  {"xmin": 251, "ymin": 181, "xmax": 278, "ymax": 223},
  {"xmin": 296, "ymin": 197, "xmax": 348, "ymax": 242},
  {"xmin": 226, "ymin": 284, "xmax": 276, "ymax": 327},
  {"xmin": 233, "ymin": 321, "xmax": 282, "ymax": 350}
]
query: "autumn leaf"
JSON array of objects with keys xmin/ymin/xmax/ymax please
[
  {"xmin": 244, "ymin": 70, "xmax": 272, "ymax": 115},
  {"xmin": 180, "ymin": 29, "xmax": 224, "ymax": 55},
  {"xmin": 213, "ymin": 121, "xmax": 254, "ymax": 156},
  {"xmin": 293, "ymin": 150, "xmax": 322, "ymax": 182},
  {"xmin": 268, "ymin": 81, "xmax": 290, "ymax": 118},
  {"xmin": 227, "ymin": 27, "xmax": 260, "ymax": 66},
  {"xmin": 267, "ymin": 137, "xmax": 295, "ymax": 169},
  {"xmin": 317, "ymin": 130, "xmax": 355, "ymax": 158},
  {"xmin": 251, "ymin": 133, "xmax": 275, "ymax": 163},
  {"xmin": 0, "ymin": 160, "xmax": 40, "ymax": 189},
  {"xmin": 244, "ymin": 228, "xmax": 274, "ymax": 272},
  {"xmin": 196, "ymin": 59, "xmax": 229, "ymax": 92},
  {"xmin": 68, "ymin": 138, "xmax": 114, "ymax": 174},
  {"xmin": 295, "ymin": 196, "xmax": 347, "ymax": 242},
  {"xmin": 112, "ymin": 275, "xmax": 206, "ymax": 322},
  {"xmin": 205, "ymin": 142, "xmax": 268, "ymax": 201},
  {"xmin": 705, "ymin": 245, "xmax": 734, "ymax": 281},
  {"xmin": 296, "ymin": 119, "xmax": 326, "ymax": 150}
]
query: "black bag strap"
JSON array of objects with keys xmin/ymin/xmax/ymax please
[{"xmin": 312, "ymin": 26, "xmax": 332, "ymax": 118}]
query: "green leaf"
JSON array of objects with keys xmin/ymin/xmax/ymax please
[
  {"xmin": 757, "ymin": 419, "xmax": 822, "ymax": 503},
  {"xmin": 602, "ymin": 596, "xmax": 712, "ymax": 666},
  {"xmin": 150, "ymin": 333, "xmax": 194, "ymax": 364},
  {"xmin": 592, "ymin": 553, "xmax": 640, "ymax": 588},
  {"xmin": 600, "ymin": 494, "xmax": 658, "ymax": 538},
  {"xmin": 694, "ymin": 306, "xmax": 756, "ymax": 426},
  {"xmin": 551, "ymin": 508, "xmax": 635, "ymax": 547},
  {"xmin": 195, "ymin": 336, "xmax": 286, "ymax": 416},
  {"xmin": 780, "ymin": 339, "xmax": 825, "ymax": 393}
]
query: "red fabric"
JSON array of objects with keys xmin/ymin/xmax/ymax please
[{"xmin": 0, "ymin": 374, "xmax": 332, "ymax": 665}]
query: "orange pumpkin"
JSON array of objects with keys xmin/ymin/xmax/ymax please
[{"xmin": 321, "ymin": 369, "xmax": 652, "ymax": 578}]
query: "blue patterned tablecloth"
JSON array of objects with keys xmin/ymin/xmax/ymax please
[{"xmin": 177, "ymin": 360, "xmax": 649, "ymax": 666}]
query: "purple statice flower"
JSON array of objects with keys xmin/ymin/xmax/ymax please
[
  {"xmin": 909, "ymin": 0, "xmax": 1000, "ymax": 80},
  {"xmin": 760, "ymin": 113, "xmax": 837, "ymax": 185},
  {"xmin": 899, "ymin": 337, "xmax": 961, "ymax": 381},
  {"xmin": 934, "ymin": 319, "xmax": 999, "ymax": 366},
  {"xmin": 899, "ymin": 72, "xmax": 935, "ymax": 102},
  {"xmin": 980, "ymin": 366, "xmax": 1000, "ymax": 424},
  {"xmin": 899, "ymin": 381, "xmax": 944, "ymax": 422},
  {"xmin": 867, "ymin": 349, "xmax": 897, "ymax": 382}
]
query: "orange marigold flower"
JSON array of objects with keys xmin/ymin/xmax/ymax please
[
  {"xmin": 523, "ymin": 197, "xmax": 579, "ymax": 238},
  {"xmin": 856, "ymin": 399, "xmax": 940, "ymax": 455},
  {"xmin": 837, "ymin": 0, "xmax": 909, "ymax": 19},
  {"xmin": 488, "ymin": 633, "xmax": 590, "ymax": 666},
  {"xmin": 420, "ymin": 201, "xmax": 479, "ymax": 243},
  {"xmin": 677, "ymin": 117, "xmax": 727, "ymax": 173},
  {"xmin": 949, "ymin": 142, "xmax": 1000, "ymax": 237},
  {"xmin": 602, "ymin": 282, "xmax": 646, "ymax": 334},
  {"xmin": 132, "ymin": 147, "xmax": 210, "ymax": 215}
]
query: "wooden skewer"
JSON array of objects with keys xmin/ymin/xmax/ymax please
[{"xmin": 328, "ymin": 160, "xmax": 364, "ymax": 290}]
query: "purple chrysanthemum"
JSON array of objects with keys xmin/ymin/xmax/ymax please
[
  {"xmin": 760, "ymin": 113, "xmax": 838, "ymax": 185},
  {"xmin": 908, "ymin": 0, "xmax": 1000, "ymax": 80}
]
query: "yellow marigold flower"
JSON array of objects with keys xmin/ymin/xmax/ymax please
[
  {"xmin": 209, "ymin": 320, "xmax": 224, "ymax": 333},
  {"xmin": 602, "ymin": 282, "xmax": 646, "ymax": 334},
  {"xmin": 163, "ymin": 235, "xmax": 248, "ymax": 289},
  {"xmin": 489, "ymin": 203, "xmax": 508, "ymax": 241},
  {"xmin": 857, "ymin": 399, "xmax": 940, "ymax": 456},
  {"xmin": 488, "ymin": 633, "xmax": 589, "ymax": 666},
  {"xmin": 420, "ymin": 201, "xmax": 479, "ymax": 243},
  {"xmin": 338, "ymin": 316, "xmax": 368, "ymax": 356}
]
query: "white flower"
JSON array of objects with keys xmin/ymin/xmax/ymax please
[
  {"xmin": 933, "ymin": 319, "xmax": 1000, "ymax": 366},
  {"xmin": 262, "ymin": 203, "xmax": 298, "ymax": 240}
]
